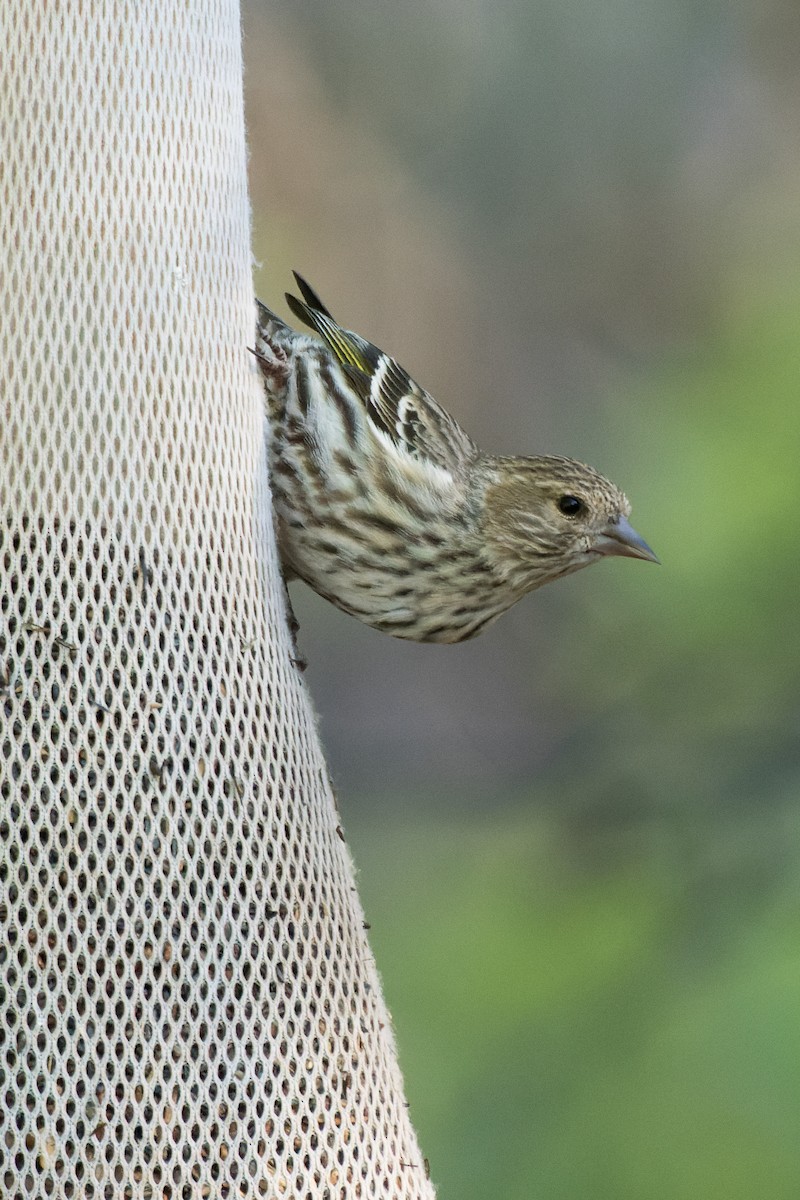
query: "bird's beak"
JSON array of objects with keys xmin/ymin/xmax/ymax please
[{"xmin": 595, "ymin": 516, "xmax": 659, "ymax": 563}]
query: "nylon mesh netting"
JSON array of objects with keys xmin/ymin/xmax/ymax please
[{"xmin": 0, "ymin": 4, "xmax": 433, "ymax": 1197}]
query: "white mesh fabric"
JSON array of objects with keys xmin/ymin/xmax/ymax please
[{"xmin": 0, "ymin": 4, "xmax": 433, "ymax": 1197}]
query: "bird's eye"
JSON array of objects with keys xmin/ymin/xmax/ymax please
[{"xmin": 557, "ymin": 494, "xmax": 584, "ymax": 517}]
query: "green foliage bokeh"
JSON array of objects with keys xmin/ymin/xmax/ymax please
[{"xmin": 351, "ymin": 298, "xmax": 800, "ymax": 1199}]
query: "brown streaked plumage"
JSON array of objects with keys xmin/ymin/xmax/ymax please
[{"xmin": 252, "ymin": 273, "xmax": 657, "ymax": 643}]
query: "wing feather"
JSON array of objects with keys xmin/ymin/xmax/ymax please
[{"xmin": 286, "ymin": 275, "xmax": 478, "ymax": 472}]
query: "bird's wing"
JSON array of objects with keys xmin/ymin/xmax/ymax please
[{"xmin": 286, "ymin": 274, "xmax": 478, "ymax": 473}]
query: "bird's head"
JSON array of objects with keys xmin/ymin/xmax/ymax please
[{"xmin": 482, "ymin": 455, "xmax": 658, "ymax": 589}]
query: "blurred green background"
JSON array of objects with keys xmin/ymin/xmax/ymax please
[{"xmin": 245, "ymin": 2, "xmax": 800, "ymax": 1195}]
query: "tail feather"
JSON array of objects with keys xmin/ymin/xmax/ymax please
[
  {"xmin": 292, "ymin": 271, "xmax": 334, "ymax": 319},
  {"xmin": 285, "ymin": 290, "xmax": 314, "ymax": 330},
  {"xmin": 283, "ymin": 272, "xmax": 376, "ymax": 374}
]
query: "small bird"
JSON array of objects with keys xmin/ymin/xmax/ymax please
[{"xmin": 252, "ymin": 273, "xmax": 657, "ymax": 644}]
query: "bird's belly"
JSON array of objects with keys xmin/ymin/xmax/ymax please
[
  {"xmin": 270, "ymin": 449, "xmax": 505, "ymax": 641},
  {"xmin": 282, "ymin": 521, "xmax": 509, "ymax": 642}
]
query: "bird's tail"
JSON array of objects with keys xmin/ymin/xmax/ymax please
[
  {"xmin": 284, "ymin": 272, "xmax": 374, "ymax": 375},
  {"xmin": 285, "ymin": 272, "xmax": 349, "ymax": 350},
  {"xmin": 286, "ymin": 272, "xmax": 335, "ymax": 323}
]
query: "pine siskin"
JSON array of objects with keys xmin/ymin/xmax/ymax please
[{"xmin": 252, "ymin": 273, "xmax": 657, "ymax": 644}]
